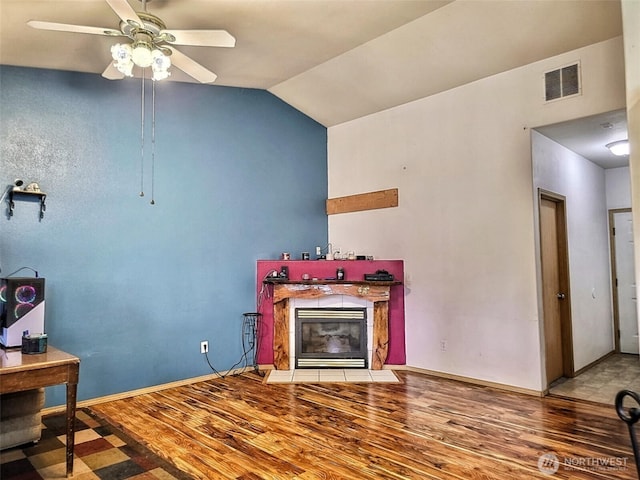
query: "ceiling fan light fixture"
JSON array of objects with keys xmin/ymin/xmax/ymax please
[
  {"xmin": 152, "ymin": 69, "xmax": 170, "ymax": 81},
  {"xmin": 151, "ymin": 49, "xmax": 171, "ymax": 81},
  {"xmin": 132, "ymin": 43, "xmax": 152, "ymax": 67},
  {"xmin": 111, "ymin": 43, "xmax": 134, "ymax": 77},
  {"xmin": 606, "ymin": 139, "xmax": 630, "ymax": 156},
  {"xmin": 131, "ymin": 33, "xmax": 154, "ymax": 67}
]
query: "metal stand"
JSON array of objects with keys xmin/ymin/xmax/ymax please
[
  {"xmin": 242, "ymin": 312, "xmax": 261, "ymax": 373},
  {"xmin": 615, "ymin": 389, "xmax": 640, "ymax": 478}
]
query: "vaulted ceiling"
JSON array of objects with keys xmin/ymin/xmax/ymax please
[
  {"xmin": 1, "ymin": 0, "xmax": 623, "ymax": 129},
  {"xmin": 0, "ymin": 0, "xmax": 626, "ymax": 167}
]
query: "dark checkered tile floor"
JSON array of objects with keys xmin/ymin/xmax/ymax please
[{"xmin": 1, "ymin": 408, "xmax": 192, "ymax": 479}]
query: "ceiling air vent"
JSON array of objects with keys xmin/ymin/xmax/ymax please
[{"xmin": 544, "ymin": 62, "xmax": 581, "ymax": 102}]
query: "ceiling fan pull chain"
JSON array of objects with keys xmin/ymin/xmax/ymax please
[
  {"xmin": 150, "ymin": 80, "xmax": 156, "ymax": 206},
  {"xmin": 139, "ymin": 72, "xmax": 145, "ymax": 197}
]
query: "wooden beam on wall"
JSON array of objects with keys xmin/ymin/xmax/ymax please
[{"xmin": 326, "ymin": 188, "xmax": 398, "ymax": 215}]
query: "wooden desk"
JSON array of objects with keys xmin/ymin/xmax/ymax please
[{"xmin": 1, "ymin": 346, "xmax": 80, "ymax": 477}]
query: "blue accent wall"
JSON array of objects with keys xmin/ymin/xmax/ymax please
[{"xmin": 0, "ymin": 66, "xmax": 327, "ymax": 406}]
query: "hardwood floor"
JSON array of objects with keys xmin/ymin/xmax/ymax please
[{"xmin": 89, "ymin": 370, "xmax": 637, "ymax": 479}]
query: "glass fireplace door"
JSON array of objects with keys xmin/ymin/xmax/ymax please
[{"xmin": 295, "ymin": 308, "xmax": 367, "ymax": 368}]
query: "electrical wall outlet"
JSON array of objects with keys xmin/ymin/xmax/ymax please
[
  {"xmin": 200, "ymin": 340, "xmax": 209, "ymax": 354},
  {"xmin": 440, "ymin": 340, "xmax": 447, "ymax": 351},
  {"xmin": 316, "ymin": 246, "xmax": 322, "ymax": 256}
]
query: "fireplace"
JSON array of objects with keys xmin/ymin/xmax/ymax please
[
  {"xmin": 295, "ymin": 308, "xmax": 368, "ymax": 368},
  {"xmin": 265, "ymin": 279, "xmax": 399, "ymax": 370}
]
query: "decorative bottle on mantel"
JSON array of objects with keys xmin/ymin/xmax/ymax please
[{"xmin": 336, "ymin": 267, "xmax": 345, "ymax": 281}]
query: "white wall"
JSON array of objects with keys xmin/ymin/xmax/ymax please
[
  {"xmin": 621, "ymin": 1, "xmax": 640, "ymax": 354},
  {"xmin": 532, "ymin": 131, "xmax": 613, "ymax": 372},
  {"xmin": 606, "ymin": 167, "xmax": 632, "ymax": 209},
  {"xmin": 327, "ymin": 37, "xmax": 626, "ymax": 391}
]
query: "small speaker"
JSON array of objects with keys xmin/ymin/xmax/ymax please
[{"xmin": 1, "ymin": 277, "xmax": 45, "ymax": 348}]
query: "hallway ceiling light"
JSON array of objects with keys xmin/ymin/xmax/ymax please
[{"xmin": 606, "ymin": 140, "xmax": 629, "ymax": 156}]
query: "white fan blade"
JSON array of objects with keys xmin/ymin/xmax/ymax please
[
  {"xmin": 28, "ymin": 20, "xmax": 121, "ymax": 37},
  {"xmin": 102, "ymin": 62, "xmax": 125, "ymax": 80},
  {"xmin": 169, "ymin": 47, "xmax": 217, "ymax": 84},
  {"xmin": 162, "ymin": 29, "xmax": 236, "ymax": 48},
  {"xmin": 105, "ymin": 0, "xmax": 144, "ymax": 28}
]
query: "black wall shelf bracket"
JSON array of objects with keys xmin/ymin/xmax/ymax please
[{"xmin": 8, "ymin": 190, "xmax": 47, "ymax": 219}]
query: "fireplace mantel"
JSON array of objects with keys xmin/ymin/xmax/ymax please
[
  {"xmin": 268, "ymin": 280, "xmax": 398, "ymax": 303},
  {"xmin": 264, "ymin": 279, "xmax": 401, "ymax": 370},
  {"xmin": 255, "ymin": 260, "xmax": 406, "ymax": 368}
]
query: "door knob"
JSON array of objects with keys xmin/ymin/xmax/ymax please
[{"xmin": 556, "ymin": 293, "xmax": 566, "ymax": 300}]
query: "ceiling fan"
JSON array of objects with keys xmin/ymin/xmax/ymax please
[{"xmin": 27, "ymin": 0, "xmax": 235, "ymax": 83}]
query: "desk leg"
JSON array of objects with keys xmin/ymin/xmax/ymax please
[{"xmin": 66, "ymin": 382, "xmax": 77, "ymax": 477}]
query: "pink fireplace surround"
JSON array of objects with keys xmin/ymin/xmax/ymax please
[{"xmin": 256, "ymin": 259, "xmax": 405, "ymax": 368}]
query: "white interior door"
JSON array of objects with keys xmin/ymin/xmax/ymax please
[{"xmin": 614, "ymin": 211, "xmax": 639, "ymax": 354}]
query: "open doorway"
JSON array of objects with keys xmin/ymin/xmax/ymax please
[{"xmin": 533, "ymin": 109, "xmax": 638, "ymax": 403}]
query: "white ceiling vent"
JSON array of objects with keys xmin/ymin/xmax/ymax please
[{"xmin": 544, "ymin": 62, "xmax": 581, "ymax": 102}]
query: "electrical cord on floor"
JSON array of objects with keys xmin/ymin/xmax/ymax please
[
  {"xmin": 203, "ymin": 351, "xmax": 225, "ymax": 378},
  {"xmin": 224, "ymin": 316, "xmax": 259, "ymax": 376},
  {"xmin": 203, "ymin": 348, "xmax": 255, "ymax": 379},
  {"xmin": 202, "ymin": 274, "xmax": 271, "ymax": 379},
  {"xmin": 202, "ymin": 314, "xmax": 262, "ymax": 378}
]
